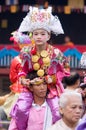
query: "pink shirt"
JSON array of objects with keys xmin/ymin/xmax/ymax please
[
  {"xmin": 8, "ymin": 119, "xmax": 17, "ymax": 130},
  {"xmin": 26, "ymin": 104, "xmax": 46, "ymax": 130},
  {"xmin": 8, "ymin": 102, "xmax": 52, "ymax": 130}
]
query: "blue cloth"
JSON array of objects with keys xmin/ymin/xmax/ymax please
[{"xmin": 76, "ymin": 115, "xmax": 86, "ymax": 130}]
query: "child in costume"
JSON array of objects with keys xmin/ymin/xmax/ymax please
[{"xmin": 9, "ymin": 7, "xmax": 70, "ymax": 130}]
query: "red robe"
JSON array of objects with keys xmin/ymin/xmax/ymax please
[{"xmin": 9, "ymin": 56, "xmax": 23, "ymax": 93}]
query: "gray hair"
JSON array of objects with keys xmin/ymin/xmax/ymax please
[{"xmin": 58, "ymin": 92, "xmax": 82, "ymax": 108}]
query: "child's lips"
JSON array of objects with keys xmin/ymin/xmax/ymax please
[{"xmin": 37, "ymin": 40, "xmax": 42, "ymax": 43}]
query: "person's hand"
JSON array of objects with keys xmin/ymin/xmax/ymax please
[
  {"xmin": 45, "ymin": 75, "xmax": 53, "ymax": 84},
  {"xmin": 21, "ymin": 78, "xmax": 30, "ymax": 87}
]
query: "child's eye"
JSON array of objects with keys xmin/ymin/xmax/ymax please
[{"xmin": 34, "ymin": 33, "xmax": 38, "ymax": 35}]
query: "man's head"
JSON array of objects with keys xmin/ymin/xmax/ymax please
[
  {"xmin": 63, "ymin": 71, "xmax": 80, "ymax": 88},
  {"xmin": 26, "ymin": 71, "xmax": 47, "ymax": 99},
  {"xmin": 59, "ymin": 92, "xmax": 83, "ymax": 126},
  {"xmin": 80, "ymin": 83, "xmax": 86, "ymax": 102},
  {"xmin": 80, "ymin": 83, "xmax": 86, "ymax": 92}
]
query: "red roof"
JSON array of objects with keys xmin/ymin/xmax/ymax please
[
  {"xmin": 53, "ymin": 45, "xmax": 86, "ymax": 53},
  {"xmin": 0, "ymin": 44, "xmax": 86, "ymax": 53}
]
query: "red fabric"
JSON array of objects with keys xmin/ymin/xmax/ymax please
[
  {"xmin": 0, "ymin": 44, "xmax": 20, "ymax": 51},
  {"xmin": 0, "ymin": 44, "xmax": 86, "ymax": 53},
  {"xmin": 9, "ymin": 82, "xmax": 23, "ymax": 93},
  {"xmin": 9, "ymin": 56, "xmax": 23, "ymax": 93},
  {"xmin": 10, "ymin": 56, "xmax": 22, "ymax": 83},
  {"xmin": 53, "ymin": 45, "xmax": 86, "ymax": 53}
]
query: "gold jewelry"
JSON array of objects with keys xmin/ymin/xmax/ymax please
[
  {"xmin": 33, "ymin": 63, "xmax": 40, "ymax": 70},
  {"xmin": 43, "ymin": 57, "xmax": 50, "ymax": 65},
  {"xmin": 32, "ymin": 55, "xmax": 39, "ymax": 62},
  {"xmin": 37, "ymin": 69, "xmax": 45, "ymax": 77},
  {"xmin": 32, "ymin": 45, "xmax": 53, "ymax": 77},
  {"xmin": 40, "ymin": 50, "xmax": 48, "ymax": 57},
  {"xmin": 30, "ymin": 77, "xmax": 44, "ymax": 85}
]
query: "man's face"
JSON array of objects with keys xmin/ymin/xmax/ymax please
[
  {"xmin": 30, "ymin": 82, "xmax": 47, "ymax": 98},
  {"xmin": 60, "ymin": 96, "xmax": 83, "ymax": 125},
  {"xmin": 82, "ymin": 88, "xmax": 86, "ymax": 96}
]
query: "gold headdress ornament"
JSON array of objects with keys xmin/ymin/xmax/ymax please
[
  {"xmin": 30, "ymin": 77, "xmax": 44, "ymax": 85},
  {"xmin": 18, "ymin": 6, "xmax": 64, "ymax": 35}
]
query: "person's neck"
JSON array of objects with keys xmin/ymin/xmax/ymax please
[
  {"xmin": 33, "ymin": 96, "xmax": 46, "ymax": 106},
  {"xmin": 66, "ymin": 85, "xmax": 77, "ymax": 90},
  {"xmin": 36, "ymin": 44, "xmax": 47, "ymax": 53},
  {"xmin": 62, "ymin": 118, "xmax": 78, "ymax": 129}
]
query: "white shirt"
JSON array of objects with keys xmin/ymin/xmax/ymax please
[{"xmin": 46, "ymin": 119, "xmax": 77, "ymax": 130}]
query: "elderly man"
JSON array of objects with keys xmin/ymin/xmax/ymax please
[{"xmin": 47, "ymin": 92, "xmax": 83, "ymax": 130}]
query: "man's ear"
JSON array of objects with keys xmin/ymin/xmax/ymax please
[{"xmin": 59, "ymin": 107, "xmax": 64, "ymax": 116}]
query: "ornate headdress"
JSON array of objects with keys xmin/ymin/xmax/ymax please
[
  {"xmin": 30, "ymin": 77, "xmax": 44, "ymax": 85},
  {"xmin": 18, "ymin": 6, "xmax": 64, "ymax": 35}
]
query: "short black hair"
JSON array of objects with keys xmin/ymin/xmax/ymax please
[
  {"xmin": 63, "ymin": 72, "xmax": 80, "ymax": 86},
  {"xmin": 26, "ymin": 70, "xmax": 39, "ymax": 80},
  {"xmin": 80, "ymin": 83, "xmax": 86, "ymax": 90}
]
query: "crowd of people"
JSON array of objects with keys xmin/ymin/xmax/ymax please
[{"xmin": 0, "ymin": 6, "xmax": 86, "ymax": 130}]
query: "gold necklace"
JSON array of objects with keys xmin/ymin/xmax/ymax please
[{"xmin": 32, "ymin": 50, "xmax": 51, "ymax": 77}]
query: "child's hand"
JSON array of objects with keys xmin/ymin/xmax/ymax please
[
  {"xmin": 45, "ymin": 75, "xmax": 53, "ymax": 84},
  {"xmin": 21, "ymin": 78, "xmax": 30, "ymax": 87}
]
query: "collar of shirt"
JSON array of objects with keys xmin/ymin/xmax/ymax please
[
  {"xmin": 32, "ymin": 100, "xmax": 47, "ymax": 110},
  {"xmin": 58, "ymin": 119, "xmax": 78, "ymax": 130}
]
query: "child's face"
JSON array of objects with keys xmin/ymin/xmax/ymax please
[{"xmin": 32, "ymin": 29, "xmax": 50, "ymax": 45}]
